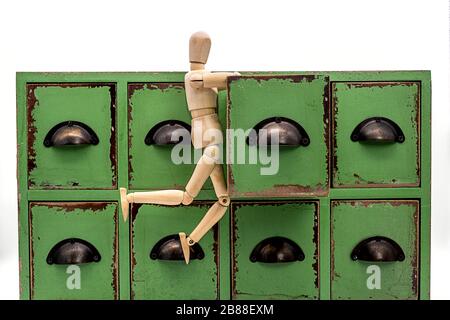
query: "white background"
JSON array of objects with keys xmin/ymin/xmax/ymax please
[{"xmin": 0, "ymin": 0, "xmax": 449, "ymax": 299}]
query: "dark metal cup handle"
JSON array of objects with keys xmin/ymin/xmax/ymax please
[
  {"xmin": 351, "ymin": 117, "xmax": 405, "ymax": 144},
  {"xmin": 247, "ymin": 117, "xmax": 310, "ymax": 147},
  {"xmin": 44, "ymin": 121, "xmax": 99, "ymax": 147},
  {"xmin": 46, "ymin": 238, "xmax": 101, "ymax": 265},
  {"xmin": 145, "ymin": 120, "xmax": 191, "ymax": 146},
  {"xmin": 351, "ymin": 236, "xmax": 405, "ymax": 262},
  {"xmin": 150, "ymin": 234, "xmax": 204, "ymax": 261},
  {"xmin": 249, "ymin": 236, "xmax": 305, "ymax": 263}
]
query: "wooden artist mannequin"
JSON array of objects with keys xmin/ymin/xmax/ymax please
[{"xmin": 120, "ymin": 31, "xmax": 239, "ymax": 264}]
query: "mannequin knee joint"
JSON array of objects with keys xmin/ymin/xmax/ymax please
[
  {"xmin": 218, "ymin": 195, "xmax": 230, "ymax": 207},
  {"xmin": 182, "ymin": 191, "xmax": 194, "ymax": 205},
  {"xmin": 204, "ymin": 145, "xmax": 220, "ymax": 163}
]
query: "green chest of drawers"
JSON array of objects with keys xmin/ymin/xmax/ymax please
[{"xmin": 16, "ymin": 71, "xmax": 431, "ymax": 300}]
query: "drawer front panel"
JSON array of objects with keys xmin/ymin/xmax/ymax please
[
  {"xmin": 232, "ymin": 201, "xmax": 319, "ymax": 299},
  {"xmin": 228, "ymin": 75, "xmax": 329, "ymax": 197},
  {"xmin": 30, "ymin": 202, "xmax": 118, "ymax": 299},
  {"xmin": 332, "ymin": 82, "xmax": 420, "ymax": 187},
  {"xmin": 27, "ymin": 83, "xmax": 117, "ymax": 189},
  {"xmin": 128, "ymin": 83, "xmax": 217, "ymax": 191},
  {"xmin": 130, "ymin": 203, "xmax": 220, "ymax": 299},
  {"xmin": 331, "ymin": 200, "xmax": 419, "ymax": 300}
]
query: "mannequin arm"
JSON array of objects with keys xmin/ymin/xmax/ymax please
[{"xmin": 203, "ymin": 72, "xmax": 236, "ymax": 90}]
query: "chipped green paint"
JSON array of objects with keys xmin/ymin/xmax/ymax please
[
  {"xmin": 232, "ymin": 202, "xmax": 319, "ymax": 300},
  {"xmin": 28, "ymin": 84, "xmax": 116, "ymax": 189},
  {"xmin": 332, "ymin": 82, "xmax": 420, "ymax": 187},
  {"xmin": 29, "ymin": 202, "xmax": 118, "ymax": 299},
  {"xmin": 131, "ymin": 203, "xmax": 220, "ymax": 299},
  {"xmin": 228, "ymin": 75, "xmax": 329, "ymax": 197},
  {"xmin": 331, "ymin": 200, "xmax": 418, "ymax": 300}
]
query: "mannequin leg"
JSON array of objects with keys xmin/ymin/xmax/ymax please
[
  {"xmin": 188, "ymin": 201, "xmax": 227, "ymax": 244},
  {"xmin": 210, "ymin": 164, "xmax": 227, "ymax": 198},
  {"xmin": 179, "ymin": 164, "xmax": 229, "ymax": 264},
  {"xmin": 119, "ymin": 145, "xmax": 220, "ymax": 221},
  {"xmin": 179, "ymin": 201, "xmax": 227, "ymax": 264}
]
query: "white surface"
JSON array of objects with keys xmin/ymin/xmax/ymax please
[{"xmin": 0, "ymin": 0, "xmax": 448, "ymax": 300}]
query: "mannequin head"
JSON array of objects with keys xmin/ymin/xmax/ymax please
[{"xmin": 189, "ymin": 31, "xmax": 211, "ymax": 67}]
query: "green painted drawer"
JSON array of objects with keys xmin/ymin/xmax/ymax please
[
  {"xmin": 331, "ymin": 200, "xmax": 419, "ymax": 300},
  {"xmin": 227, "ymin": 75, "xmax": 329, "ymax": 198},
  {"xmin": 332, "ymin": 82, "xmax": 420, "ymax": 187},
  {"xmin": 130, "ymin": 203, "xmax": 220, "ymax": 299},
  {"xmin": 27, "ymin": 83, "xmax": 117, "ymax": 189},
  {"xmin": 231, "ymin": 201, "xmax": 319, "ymax": 300},
  {"xmin": 128, "ymin": 83, "xmax": 228, "ymax": 191},
  {"xmin": 29, "ymin": 202, "xmax": 118, "ymax": 300}
]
